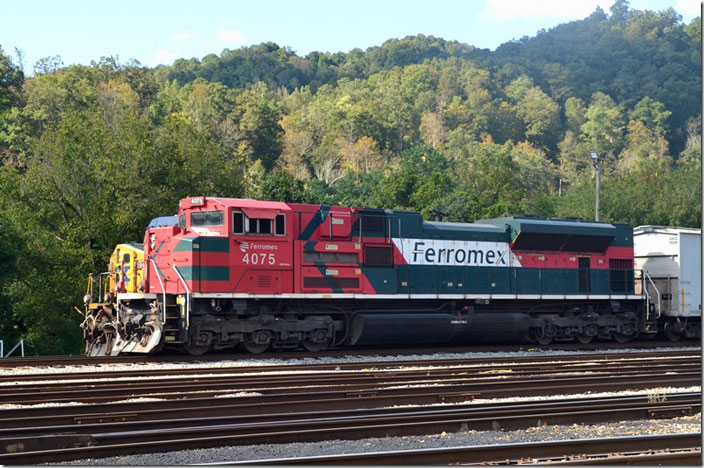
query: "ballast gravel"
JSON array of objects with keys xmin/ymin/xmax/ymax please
[
  {"xmin": 5, "ymin": 345, "xmax": 696, "ymax": 378},
  {"xmin": 52, "ymin": 413, "xmax": 701, "ymax": 465}
]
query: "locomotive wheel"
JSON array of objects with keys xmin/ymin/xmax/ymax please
[
  {"xmin": 242, "ymin": 339, "xmax": 270, "ymax": 354},
  {"xmin": 613, "ymin": 332, "xmax": 637, "ymax": 343},
  {"xmin": 535, "ymin": 335, "xmax": 553, "ymax": 345},
  {"xmin": 664, "ymin": 322, "xmax": 682, "ymax": 342},
  {"xmin": 576, "ymin": 333, "xmax": 594, "ymax": 344},
  {"xmin": 185, "ymin": 343, "xmax": 211, "ymax": 355},
  {"xmin": 302, "ymin": 339, "xmax": 327, "ymax": 352}
]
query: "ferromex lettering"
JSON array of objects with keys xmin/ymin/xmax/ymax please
[{"xmin": 392, "ymin": 238, "xmax": 521, "ymax": 267}]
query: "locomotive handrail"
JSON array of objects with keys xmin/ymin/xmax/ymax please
[
  {"xmin": 642, "ymin": 270, "xmax": 662, "ymax": 320},
  {"xmin": 149, "ymin": 258, "xmax": 167, "ymax": 325},
  {"xmin": 97, "ymin": 271, "xmax": 110, "ymax": 303},
  {"xmin": 173, "ymin": 266, "xmax": 191, "ymax": 331}
]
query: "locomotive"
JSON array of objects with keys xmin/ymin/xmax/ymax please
[{"xmin": 80, "ymin": 197, "xmax": 693, "ymax": 356}]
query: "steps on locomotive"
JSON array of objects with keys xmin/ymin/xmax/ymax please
[{"xmin": 162, "ymin": 302, "xmax": 184, "ymax": 345}]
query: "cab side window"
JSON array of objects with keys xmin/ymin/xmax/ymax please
[
  {"xmin": 248, "ymin": 218, "xmax": 272, "ymax": 234},
  {"xmin": 275, "ymin": 214, "xmax": 285, "ymax": 235},
  {"xmin": 233, "ymin": 212, "xmax": 244, "ymax": 234},
  {"xmin": 233, "ymin": 212, "xmax": 286, "ymax": 236}
]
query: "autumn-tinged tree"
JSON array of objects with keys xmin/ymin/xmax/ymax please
[
  {"xmin": 279, "ymin": 114, "xmax": 314, "ymax": 180},
  {"xmin": 339, "ymin": 136, "xmax": 383, "ymax": 181},
  {"xmin": 420, "ymin": 111, "xmax": 447, "ymax": 149}
]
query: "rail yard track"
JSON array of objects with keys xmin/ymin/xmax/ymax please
[
  {"xmin": 0, "ymin": 339, "xmax": 697, "ymax": 368},
  {"xmin": 1, "ymin": 347, "xmax": 700, "ymax": 464},
  {"xmin": 217, "ymin": 433, "xmax": 702, "ymax": 465}
]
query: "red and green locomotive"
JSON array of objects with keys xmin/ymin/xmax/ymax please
[{"xmin": 82, "ymin": 196, "xmax": 650, "ymax": 356}]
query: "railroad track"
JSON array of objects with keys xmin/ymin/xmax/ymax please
[
  {"xmin": 0, "ymin": 340, "xmax": 698, "ymax": 368},
  {"xmin": 2, "ymin": 353, "xmax": 699, "ymax": 405},
  {"xmin": 3, "ymin": 349, "xmax": 698, "ymax": 382},
  {"xmin": 212, "ymin": 433, "xmax": 702, "ymax": 465},
  {"xmin": 1, "ymin": 393, "xmax": 699, "ymax": 463},
  {"xmin": 1, "ymin": 349, "xmax": 699, "ymax": 464}
]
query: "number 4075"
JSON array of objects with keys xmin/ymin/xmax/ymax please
[{"xmin": 243, "ymin": 253, "xmax": 275, "ymax": 265}]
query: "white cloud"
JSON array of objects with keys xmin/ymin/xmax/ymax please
[
  {"xmin": 154, "ymin": 48, "xmax": 178, "ymax": 65},
  {"xmin": 216, "ymin": 27, "xmax": 244, "ymax": 45},
  {"xmin": 479, "ymin": 0, "xmax": 608, "ymax": 22},
  {"xmin": 172, "ymin": 30, "xmax": 195, "ymax": 42},
  {"xmin": 674, "ymin": 0, "xmax": 701, "ymax": 17}
]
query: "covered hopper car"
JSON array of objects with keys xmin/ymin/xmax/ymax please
[{"xmin": 81, "ymin": 197, "xmax": 682, "ymax": 356}]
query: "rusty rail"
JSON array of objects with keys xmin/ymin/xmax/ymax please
[
  {"xmin": 209, "ymin": 433, "xmax": 702, "ymax": 465},
  {"xmin": 0, "ymin": 396, "xmax": 699, "ymax": 464}
]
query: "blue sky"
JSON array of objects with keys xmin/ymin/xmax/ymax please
[{"xmin": 2, "ymin": 0, "xmax": 700, "ymax": 73}]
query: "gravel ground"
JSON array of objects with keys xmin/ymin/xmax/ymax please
[{"xmin": 52, "ymin": 413, "xmax": 701, "ymax": 465}]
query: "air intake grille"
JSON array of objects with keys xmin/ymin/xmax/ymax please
[
  {"xmin": 364, "ymin": 246, "xmax": 394, "ymax": 268},
  {"xmin": 256, "ymin": 275, "xmax": 273, "ymax": 288}
]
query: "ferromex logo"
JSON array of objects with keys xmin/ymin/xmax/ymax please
[{"xmin": 392, "ymin": 238, "xmax": 521, "ymax": 267}]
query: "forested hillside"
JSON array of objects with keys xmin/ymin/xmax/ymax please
[{"xmin": 0, "ymin": 1, "xmax": 700, "ymax": 354}]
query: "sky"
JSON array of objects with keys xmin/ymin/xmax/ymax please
[{"xmin": 2, "ymin": 0, "xmax": 701, "ymax": 73}]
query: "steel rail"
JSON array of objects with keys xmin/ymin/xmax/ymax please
[
  {"xmin": 0, "ymin": 369, "xmax": 700, "ymax": 405},
  {"xmin": 2, "ymin": 393, "xmax": 699, "ymax": 439},
  {"xmin": 0, "ymin": 342, "xmax": 698, "ymax": 368},
  {"xmin": 535, "ymin": 449, "xmax": 701, "ymax": 465},
  {"xmin": 0, "ymin": 399, "xmax": 700, "ymax": 464},
  {"xmin": 4, "ymin": 357, "xmax": 699, "ymax": 393},
  {"xmin": 3, "ymin": 349, "xmax": 699, "ymax": 383},
  {"xmin": 205, "ymin": 433, "xmax": 702, "ymax": 465}
]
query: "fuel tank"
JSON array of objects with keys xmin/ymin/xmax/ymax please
[{"xmin": 349, "ymin": 312, "xmax": 530, "ymax": 346}]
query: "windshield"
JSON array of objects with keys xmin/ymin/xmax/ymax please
[{"xmin": 191, "ymin": 210, "xmax": 224, "ymax": 227}]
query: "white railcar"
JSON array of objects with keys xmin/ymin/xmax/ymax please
[{"xmin": 634, "ymin": 225, "xmax": 701, "ymax": 340}]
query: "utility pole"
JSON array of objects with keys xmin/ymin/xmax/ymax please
[{"xmin": 590, "ymin": 152, "xmax": 603, "ymax": 221}]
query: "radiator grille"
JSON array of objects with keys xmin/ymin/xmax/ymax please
[
  {"xmin": 256, "ymin": 275, "xmax": 273, "ymax": 288},
  {"xmin": 303, "ymin": 251, "xmax": 359, "ymax": 263},
  {"xmin": 364, "ymin": 246, "xmax": 394, "ymax": 268}
]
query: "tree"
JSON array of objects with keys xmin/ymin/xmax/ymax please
[
  {"xmin": 514, "ymin": 86, "xmax": 561, "ymax": 150},
  {"xmin": 628, "ymin": 96, "xmax": 671, "ymax": 138},
  {"xmin": 617, "ymin": 120, "xmax": 669, "ymax": 173},
  {"xmin": 0, "ymin": 46, "xmax": 23, "ymax": 112},
  {"xmin": 278, "ymin": 114, "xmax": 314, "ymax": 180},
  {"xmin": 339, "ymin": 136, "xmax": 384, "ymax": 181},
  {"xmin": 261, "ymin": 170, "xmax": 306, "ymax": 202},
  {"xmin": 580, "ymin": 92, "xmax": 624, "ymax": 167},
  {"xmin": 419, "ymin": 111, "xmax": 447, "ymax": 149},
  {"xmin": 233, "ymin": 82, "xmax": 283, "ymax": 170},
  {"xmin": 564, "ymin": 97, "xmax": 587, "ymax": 133}
]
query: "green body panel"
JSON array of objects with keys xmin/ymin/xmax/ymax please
[
  {"xmin": 515, "ymin": 268, "xmax": 541, "ymax": 294},
  {"xmin": 175, "ymin": 265, "xmax": 230, "ymax": 282},
  {"xmin": 363, "ymin": 267, "xmax": 396, "ymax": 294},
  {"xmin": 365, "ymin": 265, "xmax": 634, "ymax": 296},
  {"xmin": 174, "ymin": 237, "xmax": 230, "ymax": 252}
]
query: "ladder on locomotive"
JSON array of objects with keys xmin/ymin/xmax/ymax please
[{"xmin": 641, "ymin": 270, "xmax": 662, "ymax": 336}]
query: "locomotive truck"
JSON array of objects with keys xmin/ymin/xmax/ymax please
[{"xmin": 80, "ymin": 197, "xmax": 695, "ymax": 356}]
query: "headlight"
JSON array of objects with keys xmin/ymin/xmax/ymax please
[{"xmin": 83, "ymin": 294, "xmax": 91, "ymax": 305}]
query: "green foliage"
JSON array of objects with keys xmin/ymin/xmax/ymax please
[
  {"xmin": 260, "ymin": 170, "xmax": 306, "ymax": 203},
  {"xmin": 0, "ymin": 2, "xmax": 701, "ymax": 353},
  {"xmin": 0, "ymin": 46, "xmax": 23, "ymax": 112}
]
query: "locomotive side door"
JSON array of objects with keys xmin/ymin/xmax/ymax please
[
  {"xmin": 359, "ymin": 211, "xmax": 396, "ymax": 295},
  {"xmin": 578, "ymin": 257, "xmax": 591, "ymax": 293}
]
